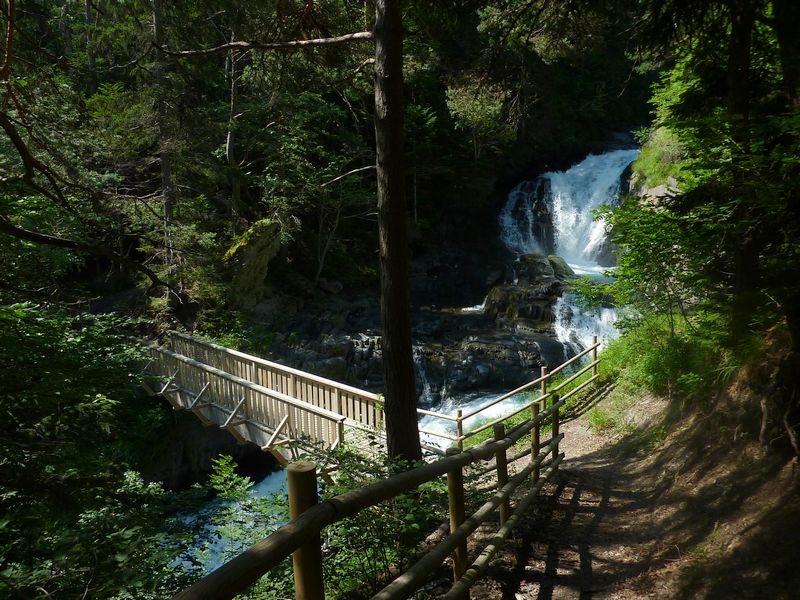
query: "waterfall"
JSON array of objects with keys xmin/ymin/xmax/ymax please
[
  {"xmin": 414, "ymin": 348, "xmax": 435, "ymax": 406},
  {"xmin": 500, "ymin": 149, "xmax": 639, "ymax": 267},
  {"xmin": 500, "ymin": 149, "xmax": 639, "ymax": 350},
  {"xmin": 419, "ymin": 148, "xmax": 638, "ymax": 450}
]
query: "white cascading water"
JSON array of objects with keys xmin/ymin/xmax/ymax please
[
  {"xmin": 500, "ymin": 149, "xmax": 639, "ymax": 269},
  {"xmin": 501, "ymin": 149, "xmax": 639, "ymax": 350}
]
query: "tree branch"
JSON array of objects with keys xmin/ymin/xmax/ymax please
[
  {"xmin": 0, "ymin": 215, "xmax": 181, "ymax": 299},
  {"xmin": 0, "ymin": 110, "xmax": 77, "ymax": 214},
  {"xmin": 160, "ymin": 31, "xmax": 373, "ymax": 57},
  {"xmin": 320, "ymin": 164, "xmax": 376, "ymax": 187}
]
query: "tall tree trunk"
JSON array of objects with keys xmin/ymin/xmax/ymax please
[
  {"xmin": 725, "ymin": 0, "xmax": 755, "ymax": 119},
  {"xmin": 726, "ymin": 0, "xmax": 759, "ymax": 336},
  {"xmin": 60, "ymin": 3, "xmax": 72, "ymax": 57},
  {"xmin": 773, "ymin": 0, "xmax": 800, "ymax": 108},
  {"xmin": 374, "ymin": 0, "xmax": 421, "ymax": 462},
  {"xmin": 84, "ymin": 0, "xmax": 96, "ymax": 95},
  {"xmin": 152, "ymin": 0, "xmax": 176, "ymax": 264},
  {"xmin": 226, "ymin": 30, "xmax": 242, "ymax": 232}
]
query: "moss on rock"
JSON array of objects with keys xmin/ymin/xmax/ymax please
[{"xmin": 224, "ymin": 219, "xmax": 281, "ymax": 305}]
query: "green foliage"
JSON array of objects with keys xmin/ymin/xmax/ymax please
[
  {"xmin": 178, "ymin": 456, "xmax": 291, "ymax": 593},
  {"xmin": 601, "ymin": 311, "xmax": 763, "ymax": 402},
  {"xmin": 320, "ymin": 448, "xmax": 447, "ymax": 597},
  {"xmin": 632, "ymin": 126, "xmax": 686, "ymax": 187},
  {"xmin": 446, "ymin": 83, "xmax": 514, "ymax": 160},
  {"xmin": 0, "ymin": 304, "xmax": 196, "ymax": 598}
]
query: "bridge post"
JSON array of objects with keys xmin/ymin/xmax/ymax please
[
  {"xmin": 287, "ymin": 461, "xmax": 324, "ymax": 600},
  {"xmin": 446, "ymin": 446, "xmax": 468, "ymax": 581},
  {"xmin": 493, "ymin": 424, "xmax": 509, "ymax": 526},
  {"xmin": 592, "ymin": 335, "xmax": 598, "ymax": 377},
  {"xmin": 552, "ymin": 394, "xmax": 560, "ymax": 467},
  {"xmin": 456, "ymin": 409, "xmax": 464, "ymax": 450},
  {"xmin": 532, "ymin": 400, "xmax": 540, "ymax": 483}
]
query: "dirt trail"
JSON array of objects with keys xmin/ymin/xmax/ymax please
[{"xmin": 467, "ymin": 394, "xmax": 800, "ymax": 600}]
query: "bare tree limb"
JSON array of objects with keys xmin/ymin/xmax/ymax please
[
  {"xmin": 159, "ymin": 31, "xmax": 373, "ymax": 57},
  {"xmin": 320, "ymin": 164, "xmax": 376, "ymax": 187},
  {"xmin": 0, "ymin": 215, "xmax": 181, "ymax": 298},
  {"xmin": 0, "ymin": 110, "xmax": 78, "ymax": 214}
]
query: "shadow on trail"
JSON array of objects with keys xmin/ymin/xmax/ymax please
[
  {"xmin": 479, "ymin": 411, "xmax": 799, "ymax": 599},
  {"xmin": 491, "ymin": 453, "xmax": 640, "ymax": 600}
]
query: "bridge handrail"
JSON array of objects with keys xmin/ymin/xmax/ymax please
[
  {"xmin": 168, "ymin": 331, "xmax": 384, "ymax": 430},
  {"xmin": 168, "ymin": 331, "xmax": 466, "ymax": 433},
  {"xmin": 460, "ymin": 340, "xmax": 600, "ymax": 421},
  {"xmin": 173, "ymin": 394, "xmax": 566, "ymax": 600},
  {"xmin": 168, "ymin": 331, "xmax": 380, "ymax": 402},
  {"xmin": 150, "ymin": 343, "xmax": 349, "ymax": 424}
]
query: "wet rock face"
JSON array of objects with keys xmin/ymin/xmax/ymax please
[
  {"xmin": 515, "ymin": 252, "xmax": 556, "ymax": 283},
  {"xmin": 547, "ymin": 255, "xmax": 576, "ymax": 279},
  {"xmin": 415, "ymin": 335, "xmax": 538, "ymax": 402},
  {"xmin": 225, "ymin": 219, "xmax": 282, "ymax": 306},
  {"xmin": 484, "ymin": 280, "xmax": 563, "ymax": 323}
]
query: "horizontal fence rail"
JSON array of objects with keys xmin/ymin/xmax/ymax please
[
  {"xmin": 145, "ymin": 343, "xmax": 346, "ymax": 450},
  {"xmin": 145, "ymin": 330, "xmax": 605, "ymax": 598},
  {"xmin": 173, "ymin": 390, "xmax": 567, "ymax": 600},
  {"xmin": 420, "ymin": 337, "xmax": 600, "ymax": 449}
]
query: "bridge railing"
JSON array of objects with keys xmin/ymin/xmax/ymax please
[
  {"xmin": 167, "ymin": 331, "xmax": 384, "ymax": 430},
  {"xmin": 165, "ymin": 332, "xmax": 601, "ymax": 451},
  {"xmin": 173, "ymin": 392, "xmax": 567, "ymax": 600},
  {"xmin": 147, "ymin": 343, "xmax": 347, "ymax": 450},
  {"xmin": 420, "ymin": 336, "xmax": 601, "ymax": 450}
]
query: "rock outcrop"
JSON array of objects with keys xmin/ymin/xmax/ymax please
[{"xmin": 225, "ymin": 219, "xmax": 281, "ymax": 305}]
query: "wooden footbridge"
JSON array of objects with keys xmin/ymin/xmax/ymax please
[
  {"xmin": 145, "ymin": 331, "xmax": 603, "ymax": 599},
  {"xmin": 144, "ymin": 331, "xmax": 600, "ymax": 463},
  {"xmin": 143, "ymin": 331, "xmax": 388, "ymax": 464}
]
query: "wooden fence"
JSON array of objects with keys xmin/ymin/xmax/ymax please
[
  {"xmin": 146, "ymin": 332, "xmax": 604, "ymax": 595},
  {"xmin": 170, "ymin": 382, "xmax": 587, "ymax": 599},
  {"xmin": 418, "ymin": 336, "xmax": 600, "ymax": 450}
]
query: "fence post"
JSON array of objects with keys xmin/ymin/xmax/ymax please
[
  {"xmin": 287, "ymin": 461, "xmax": 324, "ymax": 600},
  {"xmin": 592, "ymin": 335, "xmax": 598, "ymax": 377},
  {"xmin": 552, "ymin": 393, "xmax": 560, "ymax": 466},
  {"xmin": 532, "ymin": 400, "xmax": 540, "ymax": 483},
  {"xmin": 446, "ymin": 446, "xmax": 468, "ymax": 581},
  {"xmin": 541, "ymin": 364, "xmax": 548, "ymax": 408},
  {"xmin": 493, "ymin": 423, "xmax": 509, "ymax": 526},
  {"xmin": 456, "ymin": 409, "xmax": 464, "ymax": 451}
]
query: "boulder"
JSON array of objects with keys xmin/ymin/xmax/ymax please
[
  {"xmin": 515, "ymin": 253, "xmax": 556, "ymax": 284},
  {"xmin": 484, "ymin": 282, "xmax": 562, "ymax": 324},
  {"xmin": 547, "ymin": 255, "xmax": 576, "ymax": 279},
  {"xmin": 592, "ymin": 240, "xmax": 618, "ymax": 267}
]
